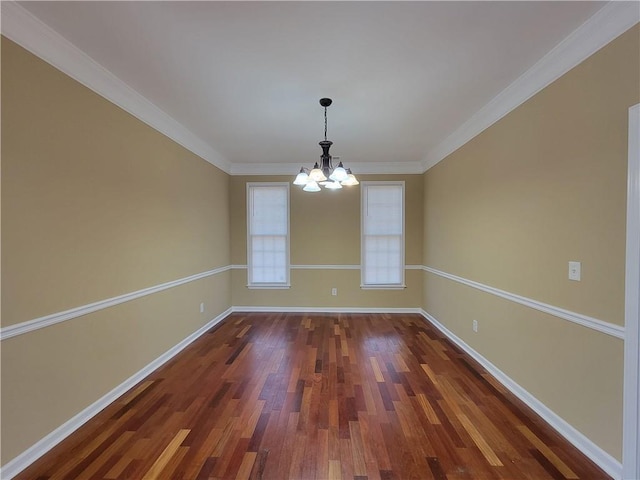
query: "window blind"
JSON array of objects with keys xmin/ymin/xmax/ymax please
[
  {"xmin": 247, "ymin": 183, "xmax": 289, "ymax": 286},
  {"xmin": 361, "ymin": 182, "xmax": 404, "ymax": 287}
]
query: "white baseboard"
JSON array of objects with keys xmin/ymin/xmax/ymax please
[
  {"xmin": 0, "ymin": 307, "xmax": 232, "ymax": 480},
  {"xmin": 419, "ymin": 309, "xmax": 623, "ymax": 480},
  {"xmin": 232, "ymin": 306, "xmax": 422, "ymax": 314},
  {"xmin": 2, "ymin": 306, "xmax": 622, "ymax": 479},
  {"xmin": 0, "ymin": 305, "xmax": 424, "ymax": 478}
]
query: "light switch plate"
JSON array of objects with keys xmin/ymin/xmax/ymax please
[{"xmin": 568, "ymin": 261, "xmax": 581, "ymax": 281}]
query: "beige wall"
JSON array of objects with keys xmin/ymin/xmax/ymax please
[
  {"xmin": 2, "ymin": 20, "xmax": 638, "ymax": 472},
  {"xmin": 422, "ymin": 26, "xmax": 639, "ymax": 460},
  {"xmin": 230, "ymin": 175, "xmax": 423, "ymax": 308},
  {"xmin": 1, "ymin": 38, "xmax": 231, "ymax": 464}
]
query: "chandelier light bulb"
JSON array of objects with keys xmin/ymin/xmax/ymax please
[
  {"xmin": 303, "ymin": 180, "xmax": 321, "ymax": 192},
  {"xmin": 308, "ymin": 162, "xmax": 327, "ymax": 182},
  {"xmin": 329, "ymin": 162, "xmax": 348, "ymax": 182},
  {"xmin": 293, "ymin": 168, "xmax": 309, "ymax": 185},
  {"xmin": 341, "ymin": 169, "xmax": 359, "ymax": 186}
]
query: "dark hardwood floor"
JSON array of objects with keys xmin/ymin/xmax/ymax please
[{"xmin": 15, "ymin": 313, "xmax": 611, "ymax": 479}]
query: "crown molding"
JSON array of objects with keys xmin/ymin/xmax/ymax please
[
  {"xmin": 2, "ymin": 1, "xmax": 637, "ymax": 178},
  {"xmin": 229, "ymin": 161, "xmax": 425, "ymax": 176},
  {"xmin": 0, "ymin": 1, "xmax": 231, "ymax": 174},
  {"xmin": 422, "ymin": 2, "xmax": 640, "ymax": 172}
]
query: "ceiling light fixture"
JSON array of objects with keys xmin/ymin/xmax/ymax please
[{"xmin": 293, "ymin": 98, "xmax": 359, "ymax": 192}]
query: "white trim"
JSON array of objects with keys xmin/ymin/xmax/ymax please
[
  {"xmin": 3, "ymin": 264, "xmax": 621, "ymax": 340},
  {"xmin": 232, "ymin": 306, "xmax": 421, "ymax": 314},
  {"xmin": 0, "ymin": 1, "xmax": 231, "ymax": 174},
  {"xmin": 230, "ymin": 161, "xmax": 424, "ymax": 176},
  {"xmin": 4, "ymin": 0, "xmax": 636, "ymax": 179},
  {"xmin": 291, "ymin": 264, "xmax": 360, "ymax": 270},
  {"xmin": 422, "ymin": 3, "xmax": 640, "ymax": 172},
  {"xmin": 419, "ymin": 309, "xmax": 623, "ymax": 480},
  {"xmin": 623, "ymin": 103, "xmax": 640, "ymax": 480},
  {"xmin": 0, "ymin": 302, "xmax": 622, "ymax": 478},
  {"xmin": 0, "ymin": 308, "xmax": 233, "ymax": 480},
  {"xmin": 404, "ymin": 264, "xmax": 423, "ymax": 270},
  {"xmin": 0, "ymin": 266, "xmax": 231, "ymax": 341},
  {"xmin": 423, "ymin": 266, "xmax": 624, "ymax": 339},
  {"xmin": 234, "ymin": 264, "xmax": 423, "ymax": 271}
]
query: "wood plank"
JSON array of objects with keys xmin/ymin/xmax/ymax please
[
  {"xmin": 518, "ymin": 425, "xmax": 579, "ymax": 479},
  {"xmin": 141, "ymin": 429, "xmax": 190, "ymax": 479},
  {"xmin": 235, "ymin": 452, "xmax": 257, "ymax": 480},
  {"xmin": 416, "ymin": 393, "xmax": 441, "ymax": 425},
  {"xmin": 328, "ymin": 459, "xmax": 342, "ymax": 480},
  {"xmin": 457, "ymin": 413, "xmax": 503, "ymax": 467},
  {"xmin": 370, "ymin": 357, "xmax": 385, "ymax": 383}
]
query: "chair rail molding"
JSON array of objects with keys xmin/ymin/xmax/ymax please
[
  {"xmin": 423, "ymin": 266, "xmax": 625, "ymax": 340},
  {"xmin": 0, "ymin": 266, "xmax": 232, "ymax": 341}
]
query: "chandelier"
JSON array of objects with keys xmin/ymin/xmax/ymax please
[{"xmin": 293, "ymin": 98, "xmax": 359, "ymax": 192}]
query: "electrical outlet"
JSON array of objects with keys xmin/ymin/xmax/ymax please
[
  {"xmin": 472, "ymin": 319, "xmax": 478, "ymax": 333},
  {"xmin": 331, "ymin": 288, "xmax": 337, "ymax": 296},
  {"xmin": 200, "ymin": 302, "xmax": 205, "ymax": 313}
]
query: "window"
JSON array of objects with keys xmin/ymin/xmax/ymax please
[
  {"xmin": 247, "ymin": 183, "xmax": 290, "ymax": 288},
  {"xmin": 361, "ymin": 181, "xmax": 405, "ymax": 288}
]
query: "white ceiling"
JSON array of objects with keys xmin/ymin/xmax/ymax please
[{"xmin": 7, "ymin": 1, "xmax": 623, "ymax": 173}]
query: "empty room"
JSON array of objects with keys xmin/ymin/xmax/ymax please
[{"xmin": 2, "ymin": 1, "xmax": 639, "ymax": 479}]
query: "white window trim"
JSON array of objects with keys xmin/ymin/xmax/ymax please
[
  {"xmin": 623, "ymin": 103, "xmax": 640, "ymax": 480},
  {"xmin": 246, "ymin": 182, "xmax": 291, "ymax": 288},
  {"xmin": 360, "ymin": 181, "xmax": 406, "ymax": 289}
]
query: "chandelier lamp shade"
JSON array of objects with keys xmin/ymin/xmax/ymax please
[{"xmin": 293, "ymin": 98, "xmax": 359, "ymax": 192}]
